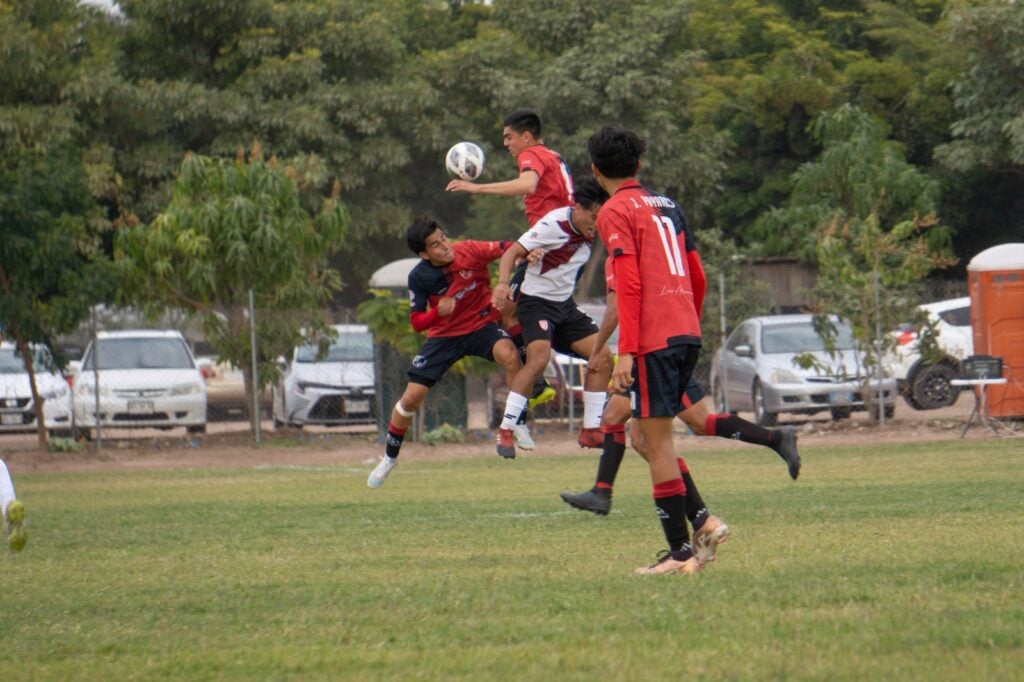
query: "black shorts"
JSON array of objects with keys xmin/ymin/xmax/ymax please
[
  {"xmin": 516, "ymin": 294, "xmax": 599, "ymax": 355},
  {"xmin": 408, "ymin": 322, "xmax": 511, "ymax": 388},
  {"xmin": 630, "ymin": 343, "xmax": 701, "ymax": 418},
  {"xmin": 681, "ymin": 377, "xmax": 706, "ymax": 410}
]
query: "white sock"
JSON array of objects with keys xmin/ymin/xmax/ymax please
[
  {"xmin": 500, "ymin": 392, "xmax": 529, "ymax": 430},
  {"xmin": 0, "ymin": 459, "xmax": 16, "ymax": 518},
  {"xmin": 583, "ymin": 391, "xmax": 606, "ymax": 429}
]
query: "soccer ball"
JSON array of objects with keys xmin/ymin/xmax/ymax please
[{"xmin": 445, "ymin": 141, "xmax": 485, "ymax": 181}]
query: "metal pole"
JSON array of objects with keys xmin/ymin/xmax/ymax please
[
  {"xmin": 874, "ymin": 270, "xmax": 885, "ymax": 426},
  {"xmin": 92, "ymin": 306, "xmax": 102, "ymax": 451},
  {"xmin": 249, "ymin": 289, "xmax": 261, "ymax": 444},
  {"xmin": 718, "ymin": 271, "xmax": 729, "ymax": 413}
]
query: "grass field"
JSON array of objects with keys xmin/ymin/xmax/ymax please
[{"xmin": 2, "ymin": 438, "xmax": 1022, "ymax": 680}]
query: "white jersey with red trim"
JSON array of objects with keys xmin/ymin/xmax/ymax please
[{"xmin": 516, "ymin": 206, "xmax": 593, "ymax": 302}]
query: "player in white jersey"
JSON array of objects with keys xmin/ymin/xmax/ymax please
[{"xmin": 491, "ymin": 177, "xmax": 614, "ymax": 453}]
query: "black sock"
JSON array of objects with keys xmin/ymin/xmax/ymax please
[
  {"xmin": 682, "ymin": 472, "xmax": 708, "ymax": 531},
  {"xmin": 385, "ymin": 424, "xmax": 406, "ymax": 459},
  {"xmin": 595, "ymin": 429, "xmax": 626, "ymax": 489},
  {"xmin": 655, "ymin": 494, "xmax": 690, "ymax": 552},
  {"xmin": 712, "ymin": 414, "xmax": 774, "ymax": 447}
]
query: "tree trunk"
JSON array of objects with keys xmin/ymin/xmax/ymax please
[{"xmin": 15, "ymin": 332, "xmax": 48, "ymax": 451}]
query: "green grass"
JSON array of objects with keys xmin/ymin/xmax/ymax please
[{"xmin": 2, "ymin": 439, "xmax": 1023, "ymax": 680}]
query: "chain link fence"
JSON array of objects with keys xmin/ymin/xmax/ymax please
[{"xmin": 30, "ymin": 273, "xmax": 966, "ymax": 449}]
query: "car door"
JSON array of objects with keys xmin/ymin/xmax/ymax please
[{"xmin": 721, "ymin": 322, "xmax": 758, "ymax": 410}]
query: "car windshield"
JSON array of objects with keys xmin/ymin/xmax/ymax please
[
  {"xmin": 84, "ymin": 338, "xmax": 194, "ymax": 370},
  {"xmin": 0, "ymin": 346, "xmax": 53, "ymax": 374},
  {"xmin": 761, "ymin": 321, "xmax": 856, "ymax": 354},
  {"xmin": 295, "ymin": 332, "xmax": 374, "ymax": 363}
]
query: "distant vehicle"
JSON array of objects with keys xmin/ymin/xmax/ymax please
[
  {"xmin": 272, "ymin": 324, "xmax": 377, "ymax": 428},
  {"xmin": 73, "ymin": 330, "xmax": 207, "ymax": 436},
  {"xmin": 885, "ymin": 297, "xmax": 972, "ymax": 410},
  {"xmin": 192, "ymin": 340, "xmax": 270, "ymax": 422},
  {"xmin": 0, "ymin": 342, "xmax": 73, "ymax": 436},
  {"xmin": 711, "ymin": 314, "xmax": 898, "ymax": 425}
]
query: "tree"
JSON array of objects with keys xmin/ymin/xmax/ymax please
[
  {"xmin": 752, "ymin": 105, "xmax": 944, "ymax": 260},
  {"xmin": 0, "ymin": 144, "xmax": 111, "ymax": 449},
  {"xmin": 116, "ymin": 147, "xmax": 348, "ymax": 435}
]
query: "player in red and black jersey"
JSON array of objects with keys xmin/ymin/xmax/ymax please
[
  {"xmin": 588, "ymin": 124, "xmax": 709, "ymax": 576},
  {"xmin": 445, "ymin": 109, "xmax": 574, "ymax": 227},
  {"xmin": 366, "ymin": 215, "xmax": 524, "ymax": 489}
]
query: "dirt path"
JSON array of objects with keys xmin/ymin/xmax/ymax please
[{"xmin": 4, "ymin": 392, "xmax": 1018, "ymax": 475}]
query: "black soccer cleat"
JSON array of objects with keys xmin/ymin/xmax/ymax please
[
  {"xmin": 773, "ymin": 425, "xmax": 801, "ymax": 480},
  {"xmin": 559, "ymin": 488, "xmax": 611, "ymax": 516}
]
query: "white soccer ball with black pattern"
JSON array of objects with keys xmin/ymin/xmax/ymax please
[{"xmin": 445, "ymin": 141, "xmax": 485, "ymax": 181}]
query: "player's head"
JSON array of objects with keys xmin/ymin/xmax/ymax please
[
  {"xmin": 570, "ymin": 176, "xmax": 609, "ymax": 239},
  {"xmin": 502, "ymin": 109, "xmax": 542, "ymax": 156},
  {"xmin": 587, "ymin": 124, "xmax": 645, "ymax": 181},
  {"xmin": 406, "ymin": 214, "xmax": 454, "ymax": 265}
]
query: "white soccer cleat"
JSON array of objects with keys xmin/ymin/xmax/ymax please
[
  {"xmin": 367, "ymin": 456, "xmax": 398, "ymax": 489},
  {"xmin": 513, "ymin": 423, "xmax": 536, "ymax": 450}
]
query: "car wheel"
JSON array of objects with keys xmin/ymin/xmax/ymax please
[
  {"xmin": 830, "ymin": 406, "xmax": 852, "ymax": 420},
  {"xmin": 713, "ymin": 381, "xmax": 737, "ymax": 416},
  {"xmin": 909, "ymin": 362, "xmax": 959, "ymax": 410},
  {"xmin": 752, "ymin": 380, "xmax": 777, "ymax": 426}
]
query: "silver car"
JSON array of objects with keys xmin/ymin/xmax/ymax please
[
  {"xmin": 710, "ymin": 315, "xmax": 897, "ymax": 425},
  {"xmin": 272, "ymin": 324, "xmax": 376, "ymax": 428}
]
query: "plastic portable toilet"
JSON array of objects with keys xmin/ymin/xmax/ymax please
[{"xmin": 967, "ymin": 243, "xmax": 1024, "ymax": 418}]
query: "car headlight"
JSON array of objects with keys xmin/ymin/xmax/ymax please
[
  {"xmin": 42, "ymin": 385, "xmax": 69, "ymax": 400},
  {"xmin": 769, "ymin": 368, "xmax": 804, "ymax": 384},
  {"xmin": 170, "ymin": 382, "xmax": 203, "ymax": 396},
  {"xmin": 76, "ymin": 383, "xmax": 109, "ymax": 397}
]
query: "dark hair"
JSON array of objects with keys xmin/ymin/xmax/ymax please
[
  {"xmin": 574, "ymin": 176, "xmax": 609, "ymax": 210},
  {"xmin": 503, "ymin": 109, "xmax": 542, "ymax": 138},
  {"xmin": 587, "ymin": 124, "xmax": 646, "ymax": 180},
  {"xmin": 406, "ymin": 214, "xmax": 443, "ymax": 255}
]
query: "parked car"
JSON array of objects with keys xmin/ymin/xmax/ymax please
[
  {"xmin": 72, "ymin": 330, "xmax": 207, "ymax": 435},
  {"xmin": 885, "ymin": 297, "xmax": 972, "ymax": 410},
  {"xmin": 710, "ymin": 315, "xmax": 897, "ymax": 425},
  {"xmin": 0, "ymin": 342, "xmax": 74, "ymax": 436},
  {"xmin": 192, "ymin": 341, "xmax": 271, "ymax": 422},
  {"xmin": 272, "ymin": 324, "xmax": 376, "ymax": 428}
]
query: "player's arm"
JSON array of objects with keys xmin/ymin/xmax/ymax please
[
  {"xmin": 687, "ymin": 249, "xmax": 706, "ymax": 321},
  {"xmin": 445, "ymin": 170, "xmax": 539, "ymax": 197},
  {"xmin": 587, "ymin": 290, "xmax": 618, "ymax": 374},
  {"xmin": 408, "ymin": 275, "xmax": 452, "ymax": 333},
  {"xmin": 493, "ymin": 242, "xmax": 529, "ymax": 312},
  {"xmin": 610, "ymin": 253, "xmax": 641, "ymax": 392}
]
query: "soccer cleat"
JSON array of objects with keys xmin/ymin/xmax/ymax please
[
  {"xmin": 496, "ymin": 428, "xmax": 516, "ymax": 459},
  {"xmin": 528, "ymin": 385, "xmax": 557, "ymax": 410},
  {"xmin": 634, "ymin": 549, "xmax": 701, "ymax": 576},
  {"xmin": 4, "ymin": 500, "xmax": 27, "ymax": 553},
  {"xmin": 692, "ymin": 515, "xmax": 730, "ymax": 566},
  {"xmin": 559, "ymin": 488, "xmax": 611, "ymax": 516},
  {"xmin": 577, "ymin": 427, "xmax": 603, "ymax": 449},
  {"xmin": 773, "ymin": 425, "xmax": 801, "ymax": 480},
  {"xmin": 367, "ymin": 456, "xmax": 398, "ymax": 489},
  {"xmin": 512, "ymin": 423, "xmax": 535, "ymax": 450}
]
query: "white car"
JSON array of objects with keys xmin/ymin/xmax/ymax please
[
  {"xmin": 272, "ymin": 324, "xmax": 376, "ymax": 428},
  {"xmin": 0, "ymin": 342, "xmax": 74, "ymax": 435},
  {"xmin": 886, "ymin": 297, "xmax": 972, "ymax": 410},
  {"xmin": 73, "ymin": 330, "xmax": 207, "ymax": 435}
]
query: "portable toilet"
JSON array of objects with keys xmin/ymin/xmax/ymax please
[{"xmin": 967, "ymin": 243, "xmax": 1024, "ymax": 418}]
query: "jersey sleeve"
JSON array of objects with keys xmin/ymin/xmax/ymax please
[
  {"xmin": 597, "ymin": 204, "xmax": 637, "ymax": 258},
  {"xmin": 612, "ymin": 253, "xmax": 641, "ymax": 355},
  {"xmin": 517, "ymin": 148, "xmax": 543, "ymax": 177},
  {"xmin": 686, "ymin": 249, "xmax": 706, "ymax": 320},
  {"xmin": 407, "ymin": 270, "xmax": 429, "ymax": 313}
]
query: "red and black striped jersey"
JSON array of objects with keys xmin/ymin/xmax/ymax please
[
  {"xmin": 517, "ymin": 144, "xmax": 574, "ymax": 226},
  {"xmin": 597, "ymin": 181, "xmax": 701, "ymax": 355},
  {"xmin": 408, "ymin": 240, "xmax": 510, "ymax": 338}
]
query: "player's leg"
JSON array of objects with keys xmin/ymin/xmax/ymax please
[
  {"xmin": 560, "ymin": 392, "xmax": 629, "ymax": 515},
  {"xmin": 0, "ymin": 458, "xmax": 26, "ymax": 552},
  {"xmin": 476, "ymin": 327, "xmax": 523, "ymax": 459},
  {"xmin": 680, "ymin": 390, "xmax": 801, "ymax": 480},
  {"xmin": 498, "ymin": 338, "xmax": 550, "ymax": 450},
  {"xmin": 368, "ymin": 335, "xmax": 459, "ymax": 488},
  {"xmin": 631, "ymin": 347, "xmax": 702, "ymax": 576},
  {"xmin": 561, "ymin": 313, "xmax": 611, "ymax": 448}
]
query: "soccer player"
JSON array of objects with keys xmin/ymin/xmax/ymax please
[
  {"xmin": 560, "ymin": 260, "xmax": 802, "ymax": 518},
  {"xmin": 491, "ymin": 177, "xmax": 613, "ymax": 457},
  {"xmin": 367, "ymin": 216, "xmax": 524, "ymax": 489},
  {"xmin": 1, "ymin": 458, "xmax": 27, "ymax": 552},
  {"xmin": 445, "ymin": 108, "xmax": 574, "ymax": 227},
  {"xmin": 588, "ymin": 123, "xmax": 710, "ymax": 575}
]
